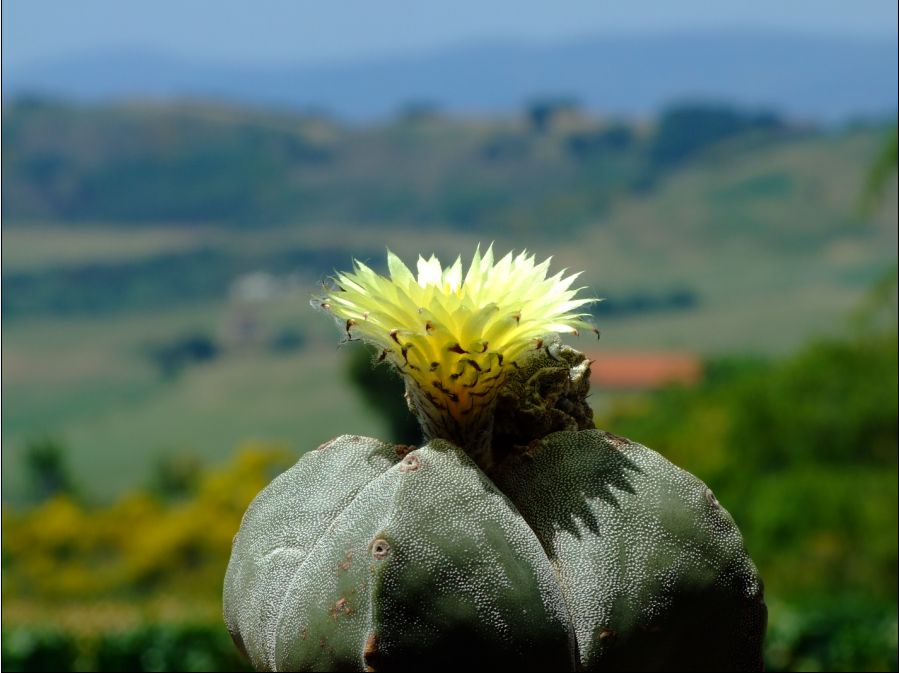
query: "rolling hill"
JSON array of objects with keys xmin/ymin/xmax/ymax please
[
  {"xmin": 1, "ymin": 100, "xmax": 896, "ymax": 502},
  {"xmin": 5, "ymin": 32, "xmax": 898, "ymax": 121}
]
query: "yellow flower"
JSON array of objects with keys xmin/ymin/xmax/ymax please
[{"xmin": 317, "ymin": 245, "xmax": 596, "ymax": 455}]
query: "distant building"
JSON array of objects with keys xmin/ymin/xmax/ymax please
[{"xmin": 586, "ymin": 351, "xmax": 703, "ymax": 390}]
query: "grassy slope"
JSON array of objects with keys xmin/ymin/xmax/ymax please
[
  {"xmin": 2, "ymin": 127, "xmax": 896, "ymax": 501},
  {"xmin": 1, "ymin": 300, "xmax": 389, "ymax": 501},
  {"xmin": 568, "ymin": 130, "xmax": 898, "ymax": 354}
]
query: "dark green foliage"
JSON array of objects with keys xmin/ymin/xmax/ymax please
[
  {"xmin": 345, "ymin": 344, "xmax": 421, "ymax": 445},
  {"xmin": 93, "ymin": 624, "xmax": 252, "ymax": 672},
  {"xmin": 605, "ymin": 332, "xmax": 898, "ymax": 478},
  {"xmin": 594, "ymin": 287, "xmax": 699, "ymax": 318},
  {"xmin": 735, "ymin": 466, "xmax": 897, "ymax": 597},
  {"xmin": 729, "ymin": 334, "xmax": 898, "ymax": 469},
  {"xmin": 1, "ymin": 99, "xmax": 331, "ymax": 225},
  {"xmin": 566, "ymin": 125, "xmax": 635, "ymax": 159},
  {"xmin": 147, "ymin": 332, "xmax": 219, "ymax": 378},
  {"xmin": 22, "ymin": 437, "xmax": 78, "ymax": 503},
  {"xmin": 3, "ymin": 99, "xmax": 795, "ymax": 235},
  {"xmin": 3, "ymin": 247, "xmax": 363, "ymax": 317},
  {"xmin": 4, "ymin": 250, "xmax": 225, "ymax": 317},
  {"xmin": 267, "ymin": 328, "xmax": 307, "ymax": 354},
  {"xmin": 0, "ymin": 624, "xmax": 252, "ymax": 672},
  {"xmin": 650, "ymin": 103, "xmax": 785, "ymax": 166},
  {"xmin": 526, "ymin": 98, "xmax": 580, "ymax": 133},
  {"xmin": 0, "ymin": 628, "xmax": 78, "ymax": 672},
  {"xmin": 765, "ymin": 596, "xmax": 898, "ymax": 672},
  {"xmin": 148, "ymin": 453, "xmax": 203, "ymax": 501}
]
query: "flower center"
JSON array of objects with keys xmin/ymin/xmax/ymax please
[{"xmin": 316, "ymin": 245, "xmax": 597, "ymax": 464}]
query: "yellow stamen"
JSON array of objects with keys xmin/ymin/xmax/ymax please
[{"xmin": 316, "ymin": 245, "xmax": 597, "ymax": 456}]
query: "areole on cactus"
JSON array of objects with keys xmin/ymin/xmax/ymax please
[{"xmin": 224, "ymin": 246, "xmax": 766, "ymax": 672}]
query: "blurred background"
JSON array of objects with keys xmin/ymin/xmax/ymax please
[{"xmin": 1, "ymin": 1, "xmax": 897, "ymax": 670}]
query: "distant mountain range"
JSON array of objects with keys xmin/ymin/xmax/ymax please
[{"xmin": 4, "ymin": 32, "xmax": 897, "ymax": 121}]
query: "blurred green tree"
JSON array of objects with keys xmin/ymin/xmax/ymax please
[
  {"xmin": 345, "ymin": 343, "xmax": 421, "ymax": 445},
  {"xmin": 650, "ymin": 103, "xmax": 783, "ymax": 166},
  {"xmin": 23, "ymin": 437, "xmax": 78, "ymax": 504}
]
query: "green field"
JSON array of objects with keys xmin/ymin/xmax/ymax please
[{"xmin": 2, "ymin": 101, "xmax": 897, "ymax": 501}]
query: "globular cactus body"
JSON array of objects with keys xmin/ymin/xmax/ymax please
[
  {"xmin": 225, "ymin": 247, "xmax": 766, "ymax": 671},
  {"xmin": 494, "ymin": 430, "xmax": 766, "ymax": 671},
  {"xmin": 224, "ymin": 435, "xmax": 575, "ymax": 672}
]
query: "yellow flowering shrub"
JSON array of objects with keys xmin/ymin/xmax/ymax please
[{"xmin": 2, "ymin": 443, "xmax": 294, "ymax": 610}]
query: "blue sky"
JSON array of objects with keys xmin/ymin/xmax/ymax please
[{"xmin": 3, "ymin": 0, "xmax": 898, "ymax": 71}]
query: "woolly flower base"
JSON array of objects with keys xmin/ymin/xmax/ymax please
[{"xmin": 316, "ymin": 246, "xmax": 596, "ymax": 462}]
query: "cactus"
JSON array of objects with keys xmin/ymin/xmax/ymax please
[
  {"xmin": 224, "ymin": 247, "xmax": 766, "ymax": 671},
  {"xmin": 494, "ymin": 430, "xmax": 766, "ymax": 671},
  {"xmin": 225, "ymin": 435, "xmax": 575, "ymax": 671}
]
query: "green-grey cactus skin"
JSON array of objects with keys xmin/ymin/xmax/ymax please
[
  {"xmin": 224, "ymin": 434, "xmax": 575, "ymax": 672},
  {"xmin": 225, "ymin": 344, "xmax": 766, "ymax": 671},
  {"xmin": 493, "ymin": 429, "xmax": 767, "ymax": 672}
]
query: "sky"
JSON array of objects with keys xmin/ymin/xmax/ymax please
[{"xmin": 3, "ymin": 0, "xmax": 898, "ymax": 72}]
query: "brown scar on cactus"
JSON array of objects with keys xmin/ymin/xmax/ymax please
[
  {"xmin": 363, "ymin": 633, "xmax": 379, "ymax": 672},
  {"xmin": 597, "ymin": 627, "xmax": 616, "ymax": 641},
  {"xmin": 329, "ymin": 597, "xmax": 354, "ymax": 620}
]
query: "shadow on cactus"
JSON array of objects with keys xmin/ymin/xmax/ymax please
[{"xmin": 224, "ymin": 246, "xmax": 766, "ymax": 672}]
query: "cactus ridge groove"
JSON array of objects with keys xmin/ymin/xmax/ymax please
[{"xmin": 265, "ymin": 441, "xmax": 401, "ymax": 666}]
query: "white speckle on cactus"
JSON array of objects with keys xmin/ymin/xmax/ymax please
[
  {"xmin": 493, "ymin": 429, "xmax": 766, "ymax": 670},
  {"xmin": 224, "ymin": 435, "xmax": 576, "ymax": 671}
]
